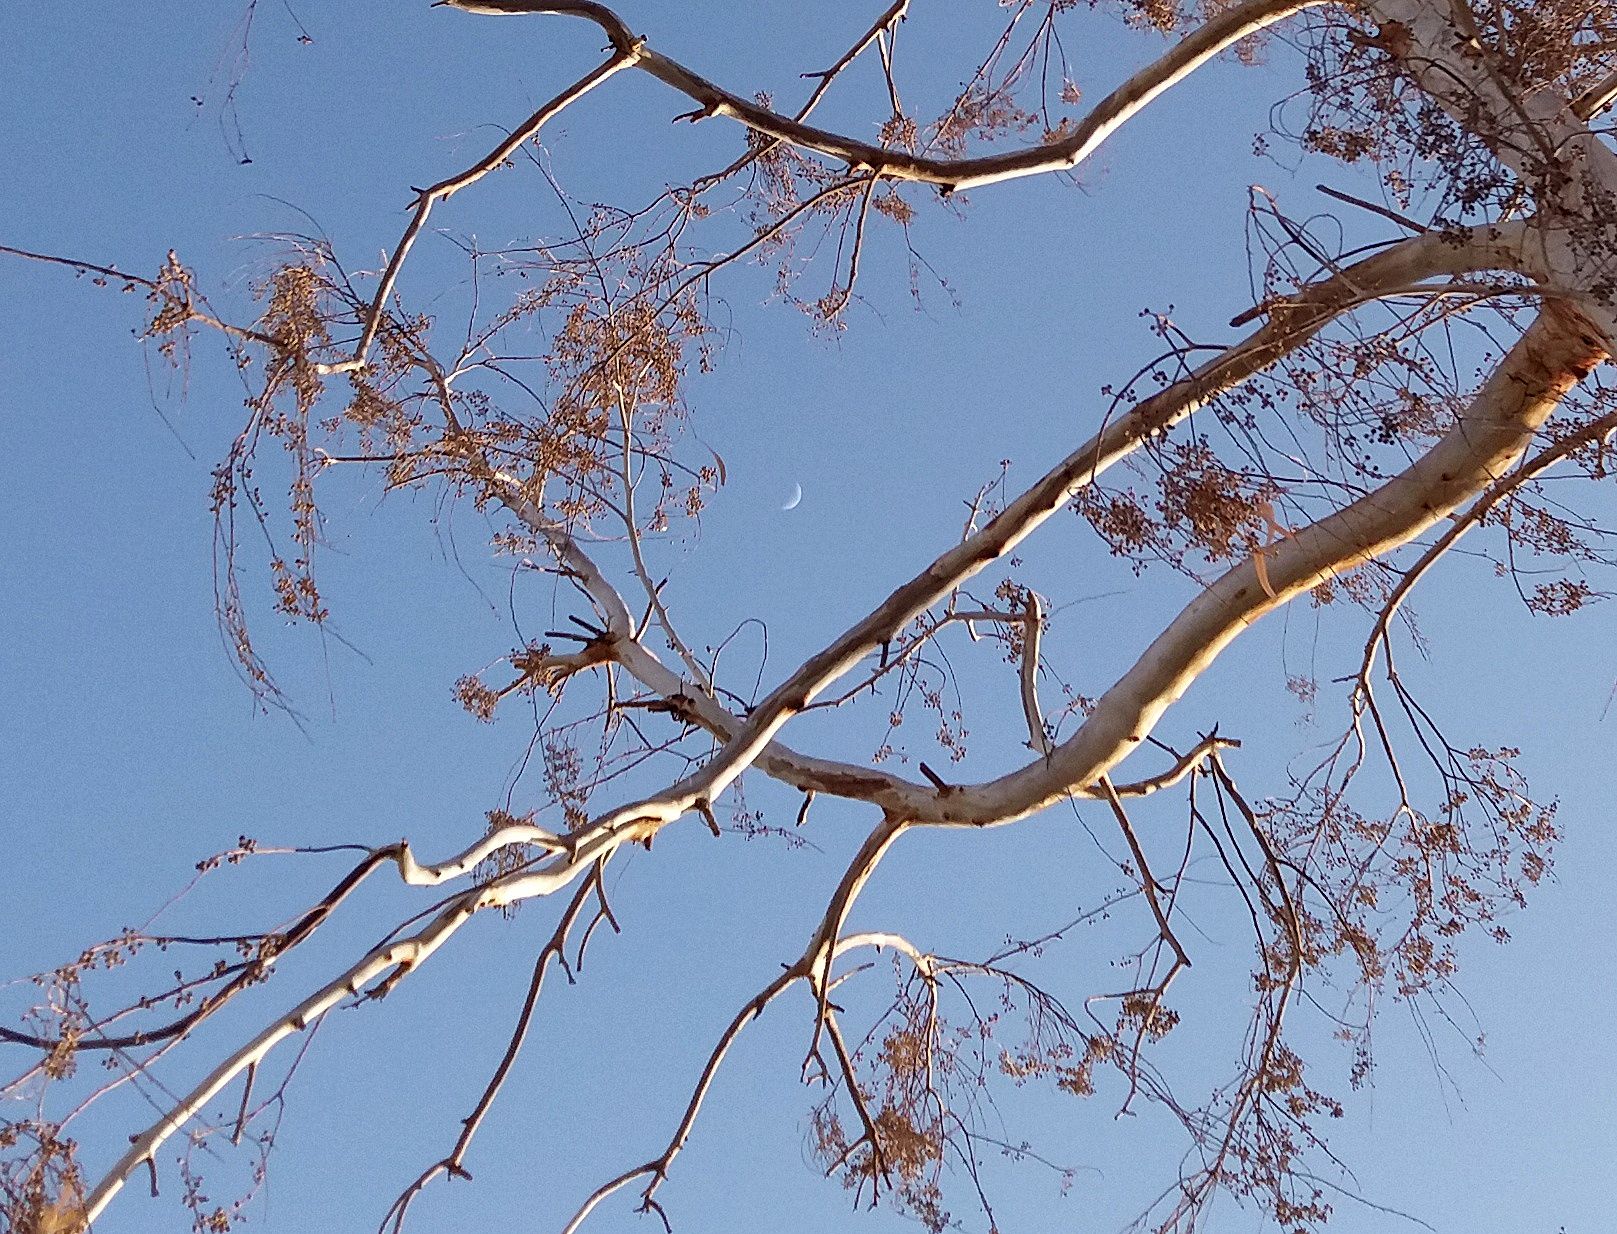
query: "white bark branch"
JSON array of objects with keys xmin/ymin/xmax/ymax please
[
  {"xmin": 389, "ymin": 824, "xmax": 569, "ymax": 885},
  {"xmin": 537, "ymin": 221, "xmax": 1542, "ymax": 828},
  {"xmin": 70, "ymin": 199, "xmax": 1569, "ymax": 1234},
  {"xmin": 941, "ymin": 301, "xmax": 1606, "ymax": 827},
  {"xmin": 441, "ymin": 0, "xmax": 1329, "ymax": 192},
  {"xmin": 82, "ymin": 892, "xmax": 483, "ymax": 1222},
  {"xmin": 447, "ymin": 222, "xmax": 1548, "ymax": 886}
]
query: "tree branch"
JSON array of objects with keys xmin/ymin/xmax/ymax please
[
  {"xmin": 942, "ymin": 301, "xmax": 1606, "ymax": 829},
  {"xmin": 440, "ymin": 0, "xmax": 1328, "ymax": 192}
]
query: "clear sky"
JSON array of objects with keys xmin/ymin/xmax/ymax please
[{"xmin": 2, "ymin": 3, "xmax": 1614, "ymax": 1233}]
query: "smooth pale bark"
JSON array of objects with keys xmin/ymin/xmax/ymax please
[
  {"xmin": 81, "ymin": 895, "xmax": 480, "ymax": 1221},
  {"xmin": 736, "ymin": 303, "xmax": 1603, "ymax": 1115},
  {"xmin": 936, "ymin": 302, "xmax": 1607, "ymax": 827}
]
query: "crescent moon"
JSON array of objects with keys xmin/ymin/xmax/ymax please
[{"xmin": 781, "ymin": 482, "xmax": 803, "ymax": 512}]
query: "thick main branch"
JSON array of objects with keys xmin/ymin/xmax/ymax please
[
  {"xmin": 942, "ymin": 302, "xmax": 1607, "ymax": 826},
  {"xmin": 522, "ymin": 222, "xmax": 1545, "ymax": 829}
]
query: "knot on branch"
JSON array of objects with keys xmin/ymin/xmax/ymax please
[
  {"xmin": 511, "ymin": 636, "xmax": 615, "ymax": 692},
  {"xmin": 1346, "ymin": 20, "xmax": 1413, "ymax": 60},
  {"xmin": 641, "ymin": 691, "xmax": 703, "ymax": 726}
]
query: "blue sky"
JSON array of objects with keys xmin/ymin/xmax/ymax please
[{"xmin": 2, "ymin": 3, "xmax": 1614, "ymax": 1232}]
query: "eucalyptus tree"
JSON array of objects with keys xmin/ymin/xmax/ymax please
[{"xmin": 5, "ymin": 1, "xmax": 1614, "ymax": 1232}]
